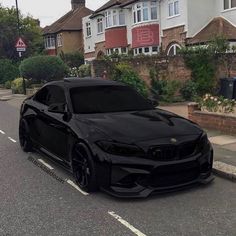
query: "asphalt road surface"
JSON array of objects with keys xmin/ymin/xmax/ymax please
[{"xmin": 0, "ymin": 100, "xmax": 235, "ymax": 236}]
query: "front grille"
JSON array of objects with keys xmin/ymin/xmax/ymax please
[
  {"xmin": 148, "ymin": 161, "xmax": 199, "ymax": 187},
  {"xmin": 149, "ymin": 141, "xmax": 197, "ymax": 161}
]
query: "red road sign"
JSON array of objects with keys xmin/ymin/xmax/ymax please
[{"xmin": 15, "ymin": 37, "xmax": 27, "ymax": 48}]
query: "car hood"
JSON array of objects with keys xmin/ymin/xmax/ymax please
[{"xmin": 75, "ymin": 109, "xmax": 202, "ymax": 143}]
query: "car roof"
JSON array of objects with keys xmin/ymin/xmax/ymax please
[{"xmin": 46, "ymin": 77, "xmax": 125, "ymax": 88}]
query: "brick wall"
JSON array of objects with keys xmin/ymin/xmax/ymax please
[
  {"xmin": 91, "ymin": 56, "xmax": 192, "ymax": 86},
  {"xmin": 188, "ymin": 103, "xmax": 236, "ymax": 135}
]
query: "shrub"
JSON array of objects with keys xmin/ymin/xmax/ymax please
[
  {"xmin": 60, "ymin": 51, "xmax": 84, "ymax": 69},
  {"xmin": 11, "ymin": 78, "xmax": 28, "ymax": 94},
  {"xmin": 68, "ymin": 64, "xmax": 91, "ymax": 78},
  {"xmin": 151, "ymin": 78, "xmax": 167, "ymax": 97},
  {"xmin": 180, "ymin": 80, "xmax": 198, "ymax": 100},
  {"xmin": 112, "ymin": 63, "xmax": 148, "ymax": 97},
  {"xmin": 0, "ymin": 59, "xmax": 19, "ymax": 84},
  {"xmin": 4, "ymin": 80, "xmax": 12, "ymax": 89},
  {"xmin": 180, "ymin": 47, "xmax": 216, "ymax": 96},
  {"xmin": 19, "ymin": 56, "xmax": 69, "ymax": 82},
  {"xmin": 199, "ymin": 94, "xmax": 236, "ymax": 113}
]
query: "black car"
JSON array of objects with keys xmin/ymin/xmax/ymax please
[{"xmin": 19, "ymin": 78, "xmax": 214, "ymax": 198}]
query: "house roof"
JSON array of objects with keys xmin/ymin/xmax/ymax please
[
  {"xmin": 187, "ymin": 17, "xmax": 236, "ymax": 44},
  {"xmin": 43, "ymin": 6, "xmax": 93, "ymax": 35},
  {"xmin": 91, "ymin": 0, "xmax": 137, "ymax": 18}
]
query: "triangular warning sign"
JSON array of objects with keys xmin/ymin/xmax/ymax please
[{"xmin": 15, "ymin": 37, "xmax": 27, "ymax": 48}]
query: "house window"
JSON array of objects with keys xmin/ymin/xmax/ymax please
[
  {"xmin": 224, "ymin": 0, "xmax": 236, "ymax": 9},
  {"xmin": 57, "ymin": 34, "xmax": 62, "ymax": 47},
  {"xmin": 86, "ymin": 22, "xmax": 91, "ymax": 37},
  {"xmin": 133, "ymin": 1, "xmax": 158, "ymax": 24},
  {"xmin": 133, "ymin": 46, "xmax": 159, "ymax": 55},
  {"xmin": 167, "ymin": 44, "xmax": 181, "ymax": 56},
  {"xmin": 97, "ymin": 18, "xmax": 103, "ymax": 34},
  {"xmin": 105, "ymin": 10, "xmax": 125, "ymax": 28},
  {"xmin": 44, "ymin": 35, "xmax": 55, "ymax": 49},
  {"xmin": 168, "ymin": 0, "xmax": 179, "ymax": 17}
]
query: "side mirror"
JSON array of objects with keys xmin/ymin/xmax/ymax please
[
  {"xmin": 148, "ymin": 98, "xmax": 159, "ymax": 107},
  {"xmin": 48, "ymin": 103, "xmax": 66, "ymax": 114}
]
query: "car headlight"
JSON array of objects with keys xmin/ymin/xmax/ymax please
[
  {"xmin": 198, "ymin": 132, "xmax": 210, "ymax": 153},
  {"xmin": 96, "ymin": 141, "xmax": 145, "ymax": 157}
]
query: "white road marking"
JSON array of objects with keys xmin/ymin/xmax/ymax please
[
  {"xmin": 108, "ymin": 211, "xmax": 147, "ymax": 236},
  {"xmin": 38, "ymin": 159, "xmax": 54, "ymax": 170},
  {"xmin": 67, "ymin": 179, "xmax": 89, "ymax": 196},
  {"xmin": 8, "ymin": 137, "xmax": 17, "ymax": 143},
  {"xmin": 0, "ymin": 130, "xmax": 5, "ymax": 134}
]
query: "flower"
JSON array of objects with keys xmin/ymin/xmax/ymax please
[
  {"xmin": 210, "ymin": 96, "xmax": 214, "ymax": 100},
  {"xmin": 218, "ymin": 101, "xmax": 221, "ymax": 105},
  {"xmin": 214, "ymin": 98, "xmax": 218, "ymax": 101}
]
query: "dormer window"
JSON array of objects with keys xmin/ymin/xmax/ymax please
[{"xmin": 224, "ymin": 0, "xmax": 236, "ymax": 10}]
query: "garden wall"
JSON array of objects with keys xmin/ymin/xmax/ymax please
[
  {"xmin": 91, "ymin": 54, "xmax": 236, "ymax": 86},
  {"xmin": 188, "ymin": 103, "xmax": 236, "ymax": 135},
  {"xmin": 91, "ymin": 56, "xmax": 192, "ymax": 86}
]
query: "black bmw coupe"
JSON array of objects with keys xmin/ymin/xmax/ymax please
[{"xmin": 19, "ymin": 78, "xmax": 214, "ymax": 198}]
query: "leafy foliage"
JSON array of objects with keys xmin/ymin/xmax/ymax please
[
  {"xmin": 112, "ymin": 63, "xmax": 148, "ymax": 97},
  {"xmin": 11, "ymin": 77, "xmax": 28, "ymax": 94},
  {"xmin": 0, "ymin": 5, "xmax": 43, "ymax": 60},
  {"xmin": 20, "ymin": 56, "xmax": 69, "ymax": 82},
  {"xmin": 69, "ymin": 64, "xmax": 91, "ymax": 78},
  {"xmin": 180, "ymin": 80, "xmax": 198, "ymax": 100},
  {"xmin": 60, "ymin": 51, "xmax": 84, "ymax": 69},
  {"xmin": 0, "ymin": 59, "xmax": 19, "ymax": 84}
]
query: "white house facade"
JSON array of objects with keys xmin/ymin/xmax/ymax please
[{"xmin": 82, "ymin": 0, "xmax": 236, "ymax": 62}]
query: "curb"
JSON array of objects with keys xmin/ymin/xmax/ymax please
[
  {"xmin": 213, "ymin": 161, "xmax": 236, "ymax": 182},
  {"xmin": 0, "ymin": 96, "xmax": 12, "ymax": 101}
]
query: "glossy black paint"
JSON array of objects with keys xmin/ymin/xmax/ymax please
[{"xmin": 20, "ymin": 78, "xmax": 214, "ymax": 198}]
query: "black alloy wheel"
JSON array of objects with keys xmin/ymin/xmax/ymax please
[
  {"xmin": 72, "ymin": 143, "xmax": 98, "ymax": 192},
  {"xmin": 19, "ymin": 119, "xmax": 33, "ymax": 152}
]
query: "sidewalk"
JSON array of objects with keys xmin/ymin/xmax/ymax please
[
  {"xmin": 160, "ymin": 104, "xmax": 236, "ymax": 182},
  {"xmin": 0, "ymin": 89, "xmax": 27, "ymax": 108}
]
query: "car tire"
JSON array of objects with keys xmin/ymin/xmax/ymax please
[
  {"xmin": 19, "ymin": 119, "xmax": 33, "ymax": 152},
  {"xmin": 72, "ymin": 143, "xmax": 98, "ymax": 193}
]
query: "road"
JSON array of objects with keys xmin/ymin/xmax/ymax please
[{"xmin": 0, "ymin": 99, "xmax": 235, "ymax": 236}]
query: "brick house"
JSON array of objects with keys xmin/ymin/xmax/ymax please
[
  {"xmin": 83, "ymin": 0, "xmax": 236, "ymax": 62},
  {"xmin": 43, "ymin": 0, "xmax": 93, "ymax": 56}
]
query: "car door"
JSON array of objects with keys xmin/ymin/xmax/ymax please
[{"xmin": 40, "ymin": 85, "xmax": 71, "ymax": 162}]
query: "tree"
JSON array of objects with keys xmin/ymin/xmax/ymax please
[
  {"xmin": 0, "ymin": 4, "xmax": 44, "ymax": 61},
  {"xmin": 60, "ymin": 51, "xmax": 84, "ymax": 69},
  {"xmin": 0, "ymin": 59, "xmax": 19, "ymax": 84},
  {"xmin": 20, "ymin": 56, "xmax": 69, "ymax": 82}
]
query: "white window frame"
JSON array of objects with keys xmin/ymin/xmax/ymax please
[
  {"xmin": 105, "ymin": 9, "xmax": 126, "ymax": 29},
  {"xmin": 224, "ymin": 0, "xmax": 236, "ymax": 10},
  {"xmin": 133, "ymin": 1, "xmax": 158, "ymax": 24},
  {"xmin": 97, "ymin": 18, "xmax": 103, "ymax": 34},
  {"xmin": 133, "ymin": 46, "xmax": 159, "ymax": 56},
  {"xmin": 86, "ymin": 21, "xmax": 92, "ymax": 37},
  {"xmin": 44, "ymin": 35, "xmax": 55, "ymax": 49},
  {"xmin": 167, "ymin": 44, "xmax": 181, "ymax": 56},
  {"xmin": 106, "ymin": 47, "xmax": 128, "ymax": 55},
  {"xmin": 57, "ymin": 34, "xmax": 62, "ymax": 47},
  {"xmin": 168, "ymin": 0, "xmax": 179, "ymax": 17}
]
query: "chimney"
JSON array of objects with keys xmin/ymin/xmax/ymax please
[{"xmin": 71, "ymin": 0, "xmax": 85, "ymax": 10}]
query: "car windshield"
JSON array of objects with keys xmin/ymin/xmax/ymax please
[{"xmin": 70, "ymin": 85, "xmax": 153, "ymax": 114}]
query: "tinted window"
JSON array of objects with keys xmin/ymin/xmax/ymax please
[
  {"xmin": 34, "ymin": 85, "xmax": 66, "ymax": 106},
  {"xmin": 70, "ymin": 85, "xmax": 153, "ymax": 114}
]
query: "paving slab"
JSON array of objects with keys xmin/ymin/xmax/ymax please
[
  {"xmin": 209, "ymin": 135, "xmax": 236, "ymax": 145},
  {"xmin": 222, "ymin": 143, "xmax": 236, "ymax": 152}
]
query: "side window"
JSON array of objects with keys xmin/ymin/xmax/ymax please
[
  {"xmin": 47, "ymin": 85, "xmax": 66, "ymax": 106},
  {"xmin": 34, "ymin": 85, "xmax": 66, "ymax": 106},
  {"xmin": 34, "ymin": 87, "xmax": 49, "ymax": 105}
]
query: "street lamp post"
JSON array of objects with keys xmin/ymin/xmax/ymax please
[{"xmin": 15, "ymin": 0, "xmax": 26, "ymax": 95}]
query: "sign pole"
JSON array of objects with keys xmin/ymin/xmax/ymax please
[{"xmin": 15, "ymin": 0, "xmax": 26, "ymax": 95}]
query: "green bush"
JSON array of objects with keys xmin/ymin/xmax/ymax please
[
  {"xmin": 19, "ymin": 56, "xmax": 69, "ymax": 82},
  {"xmin": 112, "ymin": 63, "xmax": 148, "ymax": 97},
  {"xmin": 78, "ymin": 64, "xmax": 91, "ymax": 77},
  {"xmin": 11, "ymin": 78, "xmax": 28, "ymax": 94},
  {"xmin": 60, "ymin": 51, "xmax": 84, "ymax": 69},
  {"xmin": 180, "ymin": 80, "xmax": 198, "ymax": 100},
  {"xmin": 4, "ymin": 80, "xmax": 12, "ymax": 89},
  {"xmin": 180, "ymin": 47, "xmax": 216, "ymax": 96},
  {"xmin": 0, "ymin": 59, "xmax": 19, "ymax": 84}
]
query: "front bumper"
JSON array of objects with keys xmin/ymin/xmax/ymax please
[{"xmin": 96, "ymin": 148, "xmax": 214, "ymax": 198}]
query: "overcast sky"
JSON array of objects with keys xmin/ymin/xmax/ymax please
[{"xmin": 0, "ymin": 0, "xmax": 108, "ymax": 27}]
